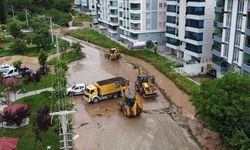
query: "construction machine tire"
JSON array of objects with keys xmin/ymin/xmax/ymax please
[
  {"xmin": 123, "ymin": 105, "xmax": 130, "ymax": 117},
  {"xmin": 93, "ymin": 97, "xmax": 99, "ymax": 103},
  {"xmin": 118, "ymin": 102, "xmax": 123, "ymax": 111}
]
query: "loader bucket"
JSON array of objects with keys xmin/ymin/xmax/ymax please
[{"xmin": 143, "ymin": 92, "xmax": 158, "ymax": 98}]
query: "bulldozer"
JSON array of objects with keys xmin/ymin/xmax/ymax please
[
  {"xmin": 105, "ymin": 48, "xmax": 121, "ymax": 60},
  {"xmin": 135, "ymin": 67, "xmax": 158, "ymax": 98},
  {"xmin": 118, "ymin": 83, "xmax": 143, "ymax": 117}
]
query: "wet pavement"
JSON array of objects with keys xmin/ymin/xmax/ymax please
[{"xmin": 67, "ymin": 42, "xmax": 200, "ymax": 150}]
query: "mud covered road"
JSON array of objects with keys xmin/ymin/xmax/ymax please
[{"xmin": 67, "ymin": 43, "xmax": 200, "ymax": 150}]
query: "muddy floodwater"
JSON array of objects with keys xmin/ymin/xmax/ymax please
[{"xmin": 67, "ymin": 43, "xmax": 200, "ymax": 150}]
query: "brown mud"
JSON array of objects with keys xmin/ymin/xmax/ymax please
[{"xmin": 68, "ymin": 44, "xmax": 201, "ymax": 150}]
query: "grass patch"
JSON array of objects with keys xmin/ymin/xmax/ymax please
[
  {"xmin": 47, "ymin": 50, "xmax": 85, "ymax": 65},
  {"xmin": 0, "ymin": 92, "xmax": 59, "ymax": 150},
  {"xmin": 80, "ymin": 13, "xmax": 93, "ymax": 22},
  {"xmin": 20, "ymin": 74, "xmax": 55, "ymax": 93},
  {"xmin": 67, "ymin": 29, "xmax": 199, "ymax": 95}
]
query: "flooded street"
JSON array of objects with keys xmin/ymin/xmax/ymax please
[{"xmin": 67, "ymin": 43, "xmax": 200, "ymax": 150}]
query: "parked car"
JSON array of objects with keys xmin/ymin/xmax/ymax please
[
  {"xmin": 2, "ymin": 68, "xmax": 21, "ymax": 78},
  {"xmin": 67, "ymin": 83, "xmax": 85, "ymax": 96},
  {"xmin": 0, "ymin": 64, "xmax": 12, "ymax": 73}
]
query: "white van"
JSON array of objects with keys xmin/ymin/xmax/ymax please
[{"xmin": 3, "ymin": 68, "xmax": 21, "ymax": 78}]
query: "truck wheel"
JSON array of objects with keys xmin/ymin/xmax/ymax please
[
  {"xmin": 118, "ymin": 91, "xmax": 122, "ymax": 97},
  {"xmin": 93, "ymin": 97, "xmax": 99, "ymax": 103},
  {"xmin": 113, "ymin": 93, "xmax": 118, "ymax": 99}
]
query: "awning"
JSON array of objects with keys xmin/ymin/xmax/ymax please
[{"xmin": 0, "ymin": 137, "xmax": 19, "ymax": 150}]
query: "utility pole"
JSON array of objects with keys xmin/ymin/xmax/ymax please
[
  {"xmin": 50, "ymin": 111, "xmax": 75, "ymax": 150},
  {"xmin": 56, "ymin": 34, "xmax": 60, "ymax": 59},
  {"xmin": 49, "ymin": 17, "xmax": 54, "ymax": 43},
  {"xmin": 25, "ymin": 9, "xmax": 29, "ymax": 29},
  {"xmin": 11, "ymin": 5, "xmax": 15, "ymax": 19}
]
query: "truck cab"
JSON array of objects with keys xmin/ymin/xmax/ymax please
[{"xmin": 83, "ymin": 84, "xmax": 98, "ymax": 103}]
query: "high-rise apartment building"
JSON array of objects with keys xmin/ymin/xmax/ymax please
[
  {"xmin": 213, "ymin": 0, "xmax": 250, "ymax": 77},
  {"xmin": 165, "ymin": 0, "xmax": 216, "ymax": 74},
  {"xmin": 97, "ymin": 0, "xmax": 166, "ymax": 48},
  {"xmin": 74, "ymin": 0, "xmax": 97, "ymax": 15}
]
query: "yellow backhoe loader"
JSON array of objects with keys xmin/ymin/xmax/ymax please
[
  {"xmin": 135, "ymin": 67, "xmax": 158, "ymax": 98},
  {"xmin": 105, "ymin": 48, "xmax": 121, "ymax": 60},
  {"xmin": 118, "ymin": 83, "xmax": 143, "ymax": 117}
]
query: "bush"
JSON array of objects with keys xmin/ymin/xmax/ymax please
[
  {"xmin": 12, "ymin": 60, "xmax": 22, "ymax": 69},
  {"xmin": 193, "ymin": 72, "xmax": 250, "ymax": 149},
  {"xmin": 3, "ymin": 105, "xmax": 30, "ymax": 126},
  {"xmin": 34, "ymin": 106, "xmax": 51, "ymax": 131}
]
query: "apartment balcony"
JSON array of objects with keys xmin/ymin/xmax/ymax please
[
  {"xmin": 212, "ymin": 49, "xmax": 221, "ymax": 57},
  {"xmin": 130, "ymin": 19, "xmax": 141, "ymax": 24},
  {"xmin": 215, "ymin": 7, "xmax": 224, "ymax": 13},
  {"xmin": 166, "ymin": 42, "xmax": 179, "ymax": 50},
  {"xmin": 242, "ymin": 63, "xmax": 250, "ymax": 73},
  {"xmin": 213, "ymin": 35, "xmax": 222, "ymax": 43},
  {"xmin": 214, "ymin": 21, "xmax": 223, "ymax": 28},
  {"xmin": 216, "ymin": 0, "xmax": 225, "ymax": 7},
  {"xmin": 108, "ymin": 28, "xmax": 117, "ymax": 34}
]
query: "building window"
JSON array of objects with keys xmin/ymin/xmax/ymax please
[
  {"xmin": 233, "ymin": 51, "xmax": 239, "ymax": 63},
  {"xmin": 226, "ymin": 14, "xmax": 231, "ymax": 27},
  {"xmin": 186, "ymin": 19, "xmax": 204, "ymax": 28},
  {"xmin": 167, "ymin": 5, "xmax": 176, "ymax": 13},
  {"xmin": 235, "ymin": 34, "xmax": 241, "ymax": 47},
  {"xmin": 236, "ymin": 16, "xmax": 242, "ymax": 30},
  {"xmin": 225, "ymin": 30, "xmax": 230, "ymax": 43},
  {"xmin": 223, "ymin": 47, "xmax": 229, "ymax": 58},
  {"xmin": 213, "ymin": 41, "xmax": 221, "ymax": 52},
  {"xmin": 238, "ymin": 0, "xmax": 244, "ymax": 12},
  {"xmin": 185, "ymin": 31, "xmax": 203, "ymax": 41},
  {"xmin": 186, "ymin": 43, "xmax": 202, "ymax": 53},
  {"xmin": 227, "ymin": 0, "xmax": 233, "ymax": 11},
  {"xmin": 166, "ymin": 26, "xmax": 176, "ymax": 35},
  {"xmin": 166, "ymin": 37, "xmax": 180, "ymax": 46},
  {"xmin": 186, "ymin": 7, "xmax": 205, "ymax": 15},
  {"xmin": 159, "ymin": 3, "xmax": 162, "ymax": 7},
  {"xmin": 243, "ymin": 52, "xmax": 250, "ymax": 66},
  {"xmin": 166, "ymin": 16, "xmax": 176, "ymax": 24}
]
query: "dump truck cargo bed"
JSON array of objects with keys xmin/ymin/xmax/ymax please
[{"xmin": 95, "ymin": 77, "xmax": 128, "ymax": 96}]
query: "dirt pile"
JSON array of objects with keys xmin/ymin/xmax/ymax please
[{"xmin": 0, "ymin": 56, "xmax": 39, "ymax": 71}]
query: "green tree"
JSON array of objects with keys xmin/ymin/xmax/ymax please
[
  {"xmin": 7, "ymin": 20, "xmax": 24, "ymax": 37},
  {"xmin": 33, "ymin": 27, "xmax": 50, "ymax": 49},
  {"xmin": 12, "ymin": 60, "xmax": 22, "ymax": 69},
  {"xmin": 0, "ymin": 0, "xmax": 7, "ymax": 24},
  {"xmin": 59, "ymin": 40, "xmax": 69, "ymax": 56},
  {"xmin": 11, "ymin": 38, "xmax": 27, "ymax": 52},
  {"xmin": 193, "ymin": 72, "xmax": 250, "ymax": 149},
  {"xmin": 45, "ymin": 9, "xmax": 70, "ymax": 26},
  {"xmin": 38, "ymin": 49, "xmax": 48, "ymax": 66},
  {"xmin": 146, "ymin": 40, "xmax": 155, "ymax": 51},
  {"xmin": 30, "ymin": 17, "xmax": 49, "ymax": 31},
  {"xmin": 71, "ymin": 42, "xmax": 82, "ymax": 55},
  {"xmin": 52, "ymin": 0, "xmax": 71, "ymax": 12}
]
